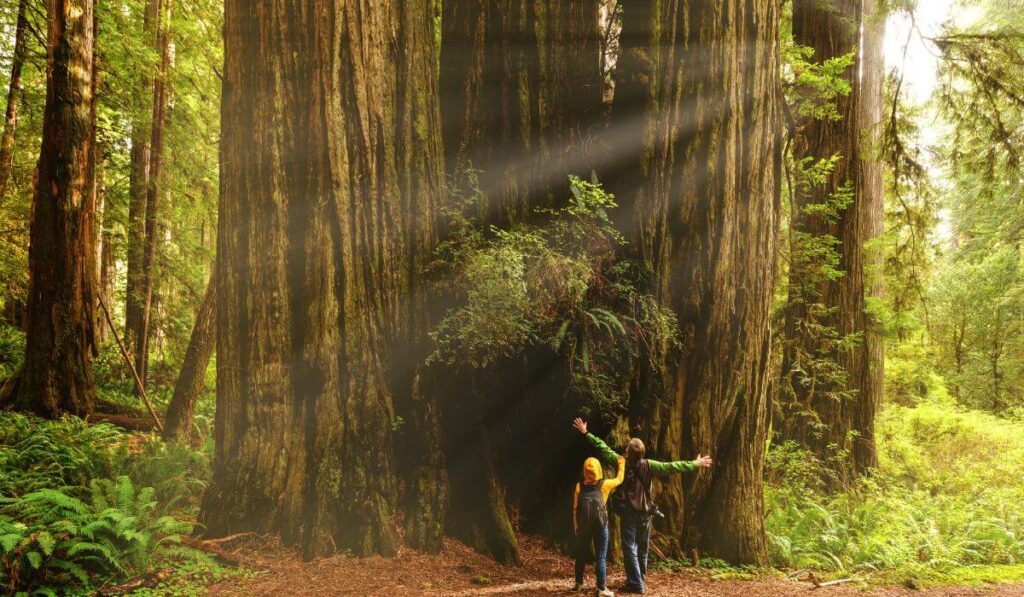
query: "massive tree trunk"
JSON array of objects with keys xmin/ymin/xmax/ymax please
[
  {"xmin": 395, "ymin": 0, "xmax": 449, "ymax": 555},
  {"xmin": 780, "ymin": 0, "xmax": 882, "ymax": 485},
  {"xmin": 202, "ymin": 0, "xmax": 444, "ymax": 559},
  {"xmin": 437, "ymin": 0, "xmax": 605, "ymax": 562},
  {"xmin": 854, "ymin": 0, "xmax": 886, "ymax": 474},
  {"xmin": 0, "ymin": 0, "xmax": 97, "ymax": 417},
  {"xmin": 611, "ymin": 0, "xmax": 781, "ymax": 564},
  {"xmin": 440, "ymin": 0, "xmax": 603, "ymax": 228},
  {"xmin": 0, "ymin": 0, "xmax": 28, "ymax": 202},
  {"xmin": 162, "ymin": 275, "xmax": 215, "ymax": 443},
  {"xmin": 124, "ymin": 0, "xmax": 159, "ymax": 376}
]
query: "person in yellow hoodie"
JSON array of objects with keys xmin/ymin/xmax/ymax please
[{"xmin": 572, "ymin": 425, "xmax": 625, "ymax": 596}]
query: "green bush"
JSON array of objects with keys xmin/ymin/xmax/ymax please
[
  {"xmin": 0, "ymin": 477, "xmax": 193, "ymax": 594},
  {"xmin": 117, "ymin": 437, "xmax": 212, "ymax": 514},
  {"xmin": 0, "ymin": 413, "xmax": 123, "ymax": 498},
  {"xmin": 766, "ymin": 397, "xmax": 1024, "ymax": 578},
  {"xmin": 0, "ymin": 325, "xmax": 24, "ymax": 380}
]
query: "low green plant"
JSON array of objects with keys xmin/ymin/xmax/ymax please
[
  {"xmin": 116, "ymin": 437, "xmax": 212, "ymax": 514},
  {"xmin": 0, "ymin": 476, "xmax": 193, "ymax": 594},
  {"xmin": 765, "ymin": 394, "xmax": 1024, "ymax": 583},
  {"xmin": 0, "ymin": 325, "xmax": 24, "ymax": 379},
  {"xmin": 0, "ymin": 412, "xmax": 124, "ymax": 498}
]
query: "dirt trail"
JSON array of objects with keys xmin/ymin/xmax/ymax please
[{"xmin": 205, "ymin": 536, "xmax": 1024, "ymax": 596}]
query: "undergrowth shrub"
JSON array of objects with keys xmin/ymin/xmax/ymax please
[
  {"xmin": 117, "ymin": 437, "xmax": 212, "ymax": 514},
  {"xmin": 0, "ymin": 413, "xmax": 123, "ymax": 498},
  {"xmin": 0, "ymin": 412, "xmax": 218, "ymax": 594},
  {"xmin": 766, "ymin": 392, "xmax": 1024, "ymax": 579},
  {"xmin": 0, "ymin": 325, "xmax": 24, "ymax": 379},
  {"xmin": 0, "ymin": 477, "xmax": 196, "ymax": 594}
]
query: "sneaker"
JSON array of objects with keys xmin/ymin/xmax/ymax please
[
  {"xmin": 619, "ymin": 585, "xmax": 644, "ymax": 594},
  {"xmin": 597, "ymin": 589, "xmax": 615, "ymax": 597},
  {"xmin": 572, "ymin": 582, "xmax": 584, "ymax": 591}
]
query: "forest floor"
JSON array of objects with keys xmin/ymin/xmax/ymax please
[{"xmin": 202, "ymin": 535, "xmax": 1024, "ymax": 596}]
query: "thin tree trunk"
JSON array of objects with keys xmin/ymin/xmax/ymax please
[
  {"xmin": 0, "ymin": 0, "xmax": 97, "ymax": 417},
  {"xmin": 854, "ymin": 0, "xmax": 886, "ymax": 474},
  {"xmin": 202, "ymin": 0, "xmax": 444, "ymax": 560},
  {"xmin": 124, "ymin": 0, "xmax": 159, "ymax": 375},
  {"xmin": 135, "ymin": 0, "xmax": 174, "ymax": 389},
  {"xmin": 162, "ymin": 275, "xmax": 216, "ymax": 443},
  {"xmin": 0, "ymin": 0, "xmax": 28, "ymax": 203},
  {"xmin": 611, "ymin": 0, "xmax": 781, "ymax": 564}
]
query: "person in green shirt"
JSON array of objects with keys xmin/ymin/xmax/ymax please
[{"xmin": 573, "ymin": 418, "xmax": 712, "ymax": 595}]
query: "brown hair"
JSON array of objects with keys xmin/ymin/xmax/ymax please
[{"xmin": 626, "ymin": 438, "xmax": 645, "ymax": 462}]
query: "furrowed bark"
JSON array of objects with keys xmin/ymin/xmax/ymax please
[
  {"xmin": 203, "ymin": 0, "xmax": 443, "ymax": 560},
  {"xmin": 0, "ymin": 0, "xmax": 98, "ymax": 417},
  {"xmin": 396, "ymin": 0, "xmax": 448, "ymax": 554},
  {"xmin": 611, "ymin": 0, "xmax": 781, "ymax": 564},
  {"xmin": 780, "ymin": 0, "xmax": 883, "ymax": 486},
  {"xmin": 440, "ymin": 0, "xmax": 604, "ymax": 228},
  {"xmin": 437, "ymin": 0, "xmax": 604, "ymax": 561}
]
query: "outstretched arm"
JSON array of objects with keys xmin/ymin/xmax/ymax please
[
  {"xmin": 649, "ymin": 454, "xmax": 713, "ymax": 476},
  {"xmin": 572, "ymin": 418, "xmax": 621, "ymax": 465}
]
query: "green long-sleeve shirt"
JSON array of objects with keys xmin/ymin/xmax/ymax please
[{"xmin": 585, "ymin": 432, "xmax": 698, "ymax": 475}]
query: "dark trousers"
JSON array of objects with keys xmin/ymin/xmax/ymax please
[
  {"xmin": 574, "ymin": 523, "xmax": 609, "ymax": 590},
  {"xmin": 620, "ymin": 509, "xmax": 651, "ymax": 591}
]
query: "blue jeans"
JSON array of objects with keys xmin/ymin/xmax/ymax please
[
  {"xmin": 620, "ymin": 509, "xmax": 651, "ymax": 591},
  {"xmin": 574, "ymin": 523, "xmax": 609, "ymax": 590}
]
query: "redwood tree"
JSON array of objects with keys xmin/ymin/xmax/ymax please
[
  {"xmin": 0, "ymin": 0, "xmax": 98, "ymax": 417},
  {"xmin": 610, "ymin": 0, "xmax": 782, "ymax": 564},
  {"xmin": 440, "ymin": 0, "xmax": 604, "ymax": 228},
  {"xmin": 201, "ymin": 0, "xmax": 445, "ymax": 559},
  {"xmin": 0, "ymin": 0, "xmax": 29, "ymax": 202},
  {"xmin": 162, "ymin": 275, "xmax": 215, "ymax": 443},
  {"xmin": 124, "ymin": 0, "xmax": 160, "ymax": 381},
  {"xmin": 779, "ymin": 0, "xmax": 884, "ymax": 484}
]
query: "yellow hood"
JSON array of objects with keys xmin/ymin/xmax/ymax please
[{"xmin": 582, "ymin": 457, "xmax": 603, "ymax": 485}]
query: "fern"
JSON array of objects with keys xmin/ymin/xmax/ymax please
[{"xmin": 0, "ymin": 476, "xmax": 197, "ymax": 593}]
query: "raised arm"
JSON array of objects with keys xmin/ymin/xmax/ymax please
[
  {"xmin": 604, "ymin": 455, "xmax": 626, "ymax": 491},
  {"xmin": 572, "ymin": 418, "xmax": 620, "ymax": 465}
]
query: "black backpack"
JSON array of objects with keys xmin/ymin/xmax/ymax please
[
  {"xmin": 576, "ymin": 479, "xmax": 608, "ymax": 530},
  {"xmin": 610, "ymin": 458, "xmax": 650, "ymax": 515}
]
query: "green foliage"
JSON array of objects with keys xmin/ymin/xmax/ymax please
[
  {"xmin": 0, "ymin": 325, "xmax": 25, "ymax": 380},
  {"xmin": 0, "ymin": 477, "xmax": 193, "ymax": 594},
  {"xmin": 117, "ymin": 437, "xmax": 212, "ymax": 514},
  {"xmin": 0, "ymin": 412, "xmax": 123, "ymax": 498},
  {"xmin": 0, "ymin": 412, "xmax": 222, "ymax": 594},
  {"xmin": 430, "ymin": 176, "xmax": 678, "ymax": 415},
  {"xmin": 776, "ymin": 156, "xmax": 860, "ymax": 430},
  {"xmin": 928, "ymin": 248, "xmax": 1024, "ymax": 411},
  {"xmin": 766, "ymin": 396, "xmax": 1024, "ymax": 580}
]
